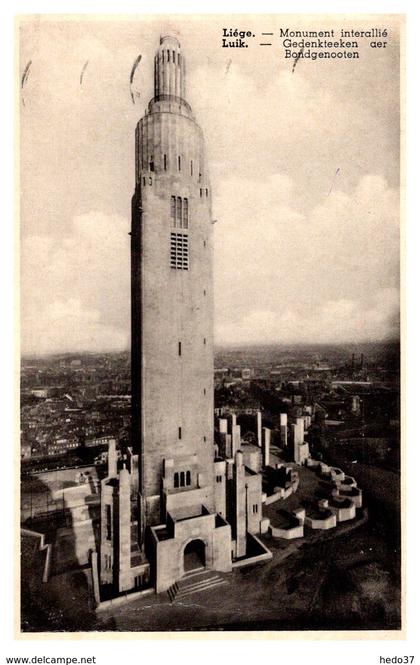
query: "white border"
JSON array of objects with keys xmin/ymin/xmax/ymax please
[{"xmin": 2, "ymin": 1, "xmax": 419, "ymax": 663}]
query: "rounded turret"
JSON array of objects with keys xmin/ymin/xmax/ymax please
[{"xmin": 154, "ymin": 33, "xmax": 186, "ymax": 102}]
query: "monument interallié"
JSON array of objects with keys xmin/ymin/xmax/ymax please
[{"xmin": 98, "ymin": 35, "xmax": 269, "ymax": 598}]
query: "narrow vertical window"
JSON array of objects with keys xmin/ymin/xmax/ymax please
[
  {"xmin": 164, "ymin": 154, "xmax": 167, "ymax": 171},
  {"xmin": 178, "ymin": 155, "xmax": 181, "ymax": 171},
  {"xmin": 206, "ymin": 188, "xmax": 208, "ymax": 197},
  {"xmin": 183, "ymin": 198, "xmax": 188, "ymax": 228},
  {"xmin": 200, "ymin": 188, "xmax": 203, "ymax": 198},
  {"xmin": 178, "ymin": 53, "xmax": 180, "ymax": 65},
  {"xmin": 176, "ymin": 197, "xmax": 182, "ymax": 227},
  {"xmin": 204, "ymin": 337, "xmax": 206, "ymax": 345},
  {"xmin": 190, "ymin": 160, "xmax": 193, "ymax": 176},
  {"xmin": 203, "ymin": 289, "xmax": 206, "ymax": 296},
  {"xmin": 178, "ymin": 426, "xmax": 182, "ymax": 440},
  {"xmin": 186, "ymin": 471, "xmax": 191, "ymax": 486},
  {"xmin": 167, "ymin": 49, "xmax": 170, "ymax": 61},
  {"xmin": 106, "ymin": 504, "xmax": 111, "ymax": 540},
  {"xmin": 174, "ymin": 472, "xmax": 179, "ymax": 488},
  {"xmin": 170, "ymin": 196, "xmax": 176, "ymax": 226},
  {"xmin": 180, "ymin": 471, "xmax": 185, "ymax": 487},
  {"xmin": 150, "ymin": 156, "xmax": 154, "ymax": 172},
  {"xmin": 203, "ymin": 240, "xmax": 206, "ymax": 248},
  {"xmin": 204, "ymin": 388, "xmax": 206, "ymax": 395},
  {"xmin": 178, "ymin": 341, "xmax": 182, "ymax": 356}
]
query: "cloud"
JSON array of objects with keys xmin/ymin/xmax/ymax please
[
  {"xmin": 19, "ymin": 21, "xmax": 400, "ymax": 354},
  {"xmin": 21, "ymin": 211, "xmax": 130, "ymax": 355},
  {"xmin": 20, "ymin": 175, "xmax": 399, "ymax": 354},
  {"xmin": 190, "ymin": 57, "xmax": 399, "ymax": 199},
  {"xmin": 216, "ymin": 288, "xmax": 399, "ymax": 346},
  {"xmin": 214, "ymin": 174, "xmax": 399, "ymax": 345},
  {"xmin": 21, "ymin": 298, "xmax": 128, "ymax": 356}
]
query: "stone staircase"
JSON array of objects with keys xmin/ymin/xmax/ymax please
[{"xmin": 167, "ymin": 569, "xmax": 228, "ymax": 602}]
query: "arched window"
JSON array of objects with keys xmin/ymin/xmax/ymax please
[
  {"xmin": 174, "ymin": 472, "xmax": 179, "ymax": 488},
  {"xmin": 186, "ymin": 470, "xmax": 191, "ymax": 486},
  {"xmin": 180, "ymin": 471, "xmax": 185, "ymax": 487}
]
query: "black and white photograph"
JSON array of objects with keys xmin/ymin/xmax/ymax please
[{"xmin": 17, "ymin": 13, "xmax": 403, "ymax": 636}]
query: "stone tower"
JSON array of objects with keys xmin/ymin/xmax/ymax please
[
  {"xmin": 99, "ymin": 34, "xmax": 268, "ymax": 598},
  {"xmin": 131, "ymin": 35, "xmax": 215, "ymax": 539}
]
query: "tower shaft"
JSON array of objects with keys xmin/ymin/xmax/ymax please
[{"xmin": 131, "ymin": 35, "xmax": 214, "ymax": 531}]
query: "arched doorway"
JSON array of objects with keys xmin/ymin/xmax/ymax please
[{"xmin": 183, "ymin": 539, "xmax": 206, "ymax": 574}]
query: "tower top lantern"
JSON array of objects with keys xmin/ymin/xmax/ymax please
[{"xmin": 154, "ymin": 33, "xmax": 186, "ymax": 101}]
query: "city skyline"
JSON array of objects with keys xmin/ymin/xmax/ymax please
[{"xmin": 20, "ymin": 17, "xmax": 400, "ymax": 355}]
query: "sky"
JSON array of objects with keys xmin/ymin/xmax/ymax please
[{"xmin": 19, "ymin": 15, "xmax": 401, "ymax": 355}]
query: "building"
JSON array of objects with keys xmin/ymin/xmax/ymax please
[{"xmin": 98, "ymin": 35, "xmax": 270, "ymax": 598}]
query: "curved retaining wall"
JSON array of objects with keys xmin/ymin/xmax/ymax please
[
  {"xmin": 338, "ymin": 475, "xmax": 357, "ymax": 488},
  {"xmin": 328, "ymin": 501, "xmax": 356, "ymax": 522},
  {"xmin": 330, "ymin": 467, "xmax": 346, "ymax": 482},
  {"xmin": 269, "ymin": 523, "xmax": 304, "ymax": 540},
  {"xmin": 265, "ymin": 478, "xmax": 299, "ymax": 506},
  {"xmin": 332, "ymin": 486, "xmax": 363, "ymax": 509},
  {"xmin": 305, "ymin": 513, "xmax": 337, "ymax": 530}
]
